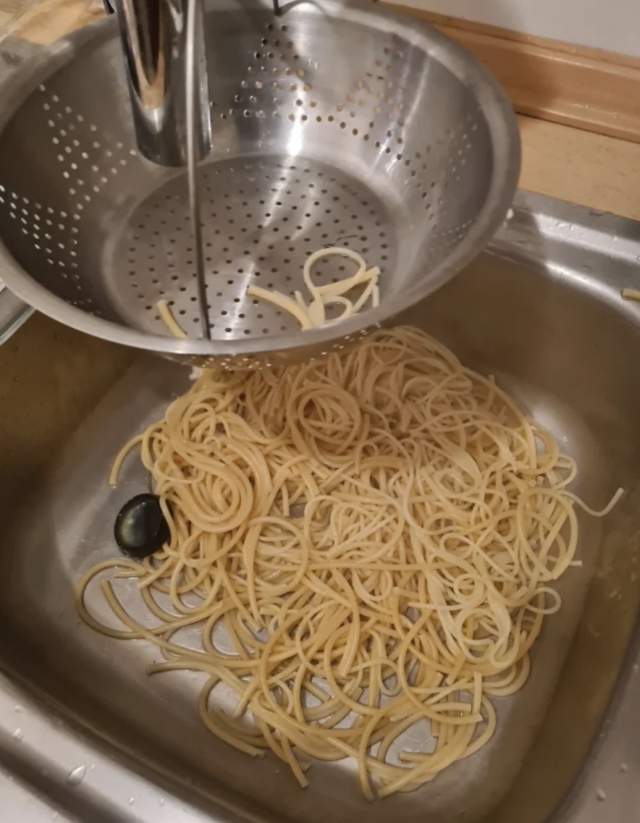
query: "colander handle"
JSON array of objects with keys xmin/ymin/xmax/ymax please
[{"xmin": 0, "ymin": 37, "xmax": 43, "ymax": 343}]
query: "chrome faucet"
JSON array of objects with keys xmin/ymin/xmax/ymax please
[
  {"xmin": 109, "ymin": 0, "xmax": 213, "ymax": 167},
  {"xmin": 106, "ymin": 0, "xmax": 285, "ymax": 167}
]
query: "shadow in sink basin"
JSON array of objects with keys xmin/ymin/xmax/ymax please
[{"xmin": 1, "ymin": 215, "xmax": 640, "ymax": 823}]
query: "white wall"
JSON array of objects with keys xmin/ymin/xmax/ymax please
[{"xmin": 387, "ymin": 0, "xmax": 640, "ymax": 58}]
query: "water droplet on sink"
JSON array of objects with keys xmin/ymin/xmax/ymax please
[
  {"xmin": 621, "ymin": 763, "xmax": 628, "ymax": 773},
  {"xmin": 12, "ymin": 728, "xmax": 23, "ymax": 741},
  {"xmin": 66, "ymin": 765, "xmax": 86, "ymax": 786},
  {"xmin": 13, "ymin": 704, "xmax": 24, "ymax": 713},
  {"xmin": 89, "ymin": 764, "xmax": 95, "ymax": 771},
  {"xmin": 159, "ymin": 798, "xmax": 165, "ymax": 806},
  {"xmin": 596, "ymin": 789, "xmax": 607, "ymax": 802},
  {"xmin": 128, "ymin": 798, "xmax": 135, "ymax": 805}
]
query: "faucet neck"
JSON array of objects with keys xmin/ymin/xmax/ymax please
[{"xmin": 113, "ymin": 0, "xmax": 212, "ymax": 167}]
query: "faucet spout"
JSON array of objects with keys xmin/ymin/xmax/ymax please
[{"xmin": 112, "ymin": 0, "xmax": 212, "ymax": 166}]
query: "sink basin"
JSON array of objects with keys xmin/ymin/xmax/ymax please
[{"xmin": 0, "ymin": 190, "xmax": 639, "ymax": 822}]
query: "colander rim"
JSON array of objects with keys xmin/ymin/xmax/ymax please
[{"xmin": 0, "ymin": 0, "xmax": 520, "ymax": 360}]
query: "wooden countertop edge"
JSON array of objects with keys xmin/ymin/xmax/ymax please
[{"xmin": 391, "ymin": 5, "xmax": 640, "ymax": 146}]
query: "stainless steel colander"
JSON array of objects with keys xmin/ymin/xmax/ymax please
[{"xmin": 0, "ymin": 0, "xmax": 519, "ymax": 368}]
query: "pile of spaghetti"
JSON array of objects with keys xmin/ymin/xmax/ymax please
[{"xmin": 76, "ymin": 326, "xmax": 616, "ymax": 799}]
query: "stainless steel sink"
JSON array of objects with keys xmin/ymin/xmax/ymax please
[{"xmin": 0, "ymin": 190, "xmax": 639, "ymax": 822}]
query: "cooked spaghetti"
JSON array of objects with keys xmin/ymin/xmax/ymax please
[
  {"xmin": 75, "ymin": 326, "xmax": 620, "ymax": 799},
  {"xmin": 247, "ymin": 247, "xmax": 380, "ymax": 329}
]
